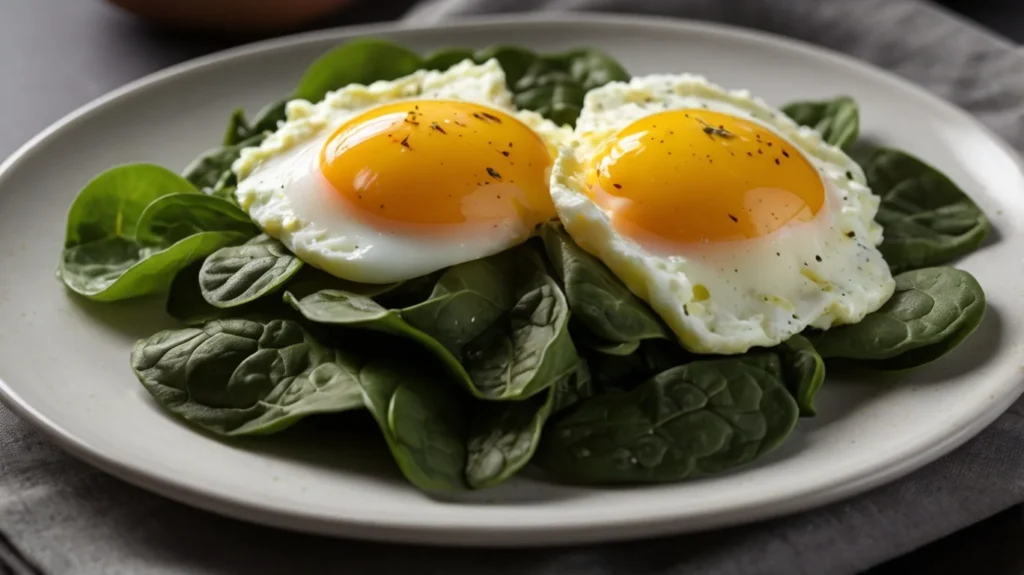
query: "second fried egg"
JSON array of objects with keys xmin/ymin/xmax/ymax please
[{"xmin": 551, "ymin": 74, "xmax": 895, "ymax": 354}]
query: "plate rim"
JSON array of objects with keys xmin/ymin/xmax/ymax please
[{"xmin": 2, "ymin": 12, "xmax": 1022, "ymax": 546}]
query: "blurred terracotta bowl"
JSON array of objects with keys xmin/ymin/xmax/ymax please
[{"xmin": 107, "ymin": 0, "xmax": 354, "ymax": 33}]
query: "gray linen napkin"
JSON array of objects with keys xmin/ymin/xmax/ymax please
[{"xmin": 3, "ymin": 1, "xmax": 1024, "ymax": 573}]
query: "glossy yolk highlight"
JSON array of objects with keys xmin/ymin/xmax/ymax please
[
  {"xmin": 585, "ymin": 109, "xmax": 825, "ymax": 244},
  {"xmin": 320, "ymin": 100, "xmax": 555, "ymax": 231}
]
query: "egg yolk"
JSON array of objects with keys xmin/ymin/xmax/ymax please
[
  {"xmin": 585, "ymin": 109, "xmax": 825, "ymax": 244},
  {"xmin": 320, "ymin": 100, "xmax": 556, "ymax": 231}
]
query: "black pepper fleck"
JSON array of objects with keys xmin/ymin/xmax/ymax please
[
  {"xmin": 486, "ymin": 167, "xmax": 502, "ymax": 181},
  {"xmin": 728, "ymin": 214, "xmax": 739, "ymax": 223}
]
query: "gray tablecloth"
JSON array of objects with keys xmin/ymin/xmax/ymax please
[{"xmin": 3, "ymin": 0, "xmax": 1024, "ymax": 573}]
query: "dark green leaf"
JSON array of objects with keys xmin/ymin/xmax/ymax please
[
  {"xmin": 293, "ymin": 39, "xmax": 423, "ymax": 103},
  {"xmin": 475, "ymin": 46, "xmax": 629, "ymax": 126},
  {"xmin": 777, "ymin": 334, "xmax": 825, "ymax": 416},
  {"xmin": 288, "ymin": 246, "xmax": 578, "ymax": 400},
  {"xmin": 222, "ymin": 108, "xmax": 251, "ymax": 147},
  {"xmin": 132, "ymin": 318, "xmax": 363, "ymax": 435},
  {"xmin": 466, "ymin": 359, "xmax": 592, "ymax": 488},
  {"xmin": 811, "ymin": 267, "xmax": 986, "ymax": 370},
  {"xmin": 61, "ymin": 231, "xmax": 250, "ymax": 302},
  {"xmin": 200, "ymin": 234, "xmax": 304, "ymax": 308},
  {"xmin": 466, "ymin": 387, "xmax": 554, "ymax": 489},
  {"xmin": 781, "ymin": 96, "xmax": 859, "ymax": 149},
  {"xmin": 536, "ymin": 354, "xmax": 798, "ymax": 484},
  {"xmin": 421, "ymin": 48, "xmax": 475, "ymax": 72},
  {"xmin": 222, "ymin": 101, "xmax": 288, "ymax": 146},
  {"xmin": 134, "ymin": 193, "xmax": 255, "ymax": 245},
  {"xmin": 358, "ymin": 360, "xmax": 468, "ymax": 491},
  {"xmin": 182, "ymin": 134, "xmax": 263, "ymax": 193},
  {"xmin": 167, "ymin": 261, "xmax": 226, "ymax": 324},
  {"xmin": 64, "ymin": 164, "xmax": 199, "ymax": 247},
  {"xmin": 862, "ymin": 148, "xmax": 990, "ymax": 272},
  {"xmin": 540, "ymin": 224, "xmax": 671, "ymax": 344}
]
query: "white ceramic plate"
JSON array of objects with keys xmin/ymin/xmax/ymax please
[{"xmin": 1, "ymin": 14, "xmax": 1022, "ymax": 547}]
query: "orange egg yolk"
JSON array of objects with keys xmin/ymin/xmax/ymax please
[
  {"xmin": 585, "ymin": 109, "xmax": 825, "ymax": 244},
  {"xmin": 319, "ymin": 100, "xmax": 556, "ymax": 231}
]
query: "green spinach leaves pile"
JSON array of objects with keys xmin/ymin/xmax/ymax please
[{"xmin": 61, "ymin": 40, "xmax": 988, "ymax": 492}]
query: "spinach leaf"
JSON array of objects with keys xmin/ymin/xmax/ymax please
[
  {"xmin": 223, "ymin": 101, "xmax": 287, "ymax": 146},
  {"xmin": 293, "ymin": 39, "xmax": 423, "ymax": 103},
  {"xmin": 811, "ymin": 267, "xmax": 985, "ymax": 370},
  {"xmin": 132, "ymin": 318, "xmax": 363, "ymax": 435},
  {"xmin": 422, "ymin": 48, "xmax": 475, "ymax": 72},
  {"xmin": 465, "ymin": 360, "xmax": 591, "ymax": 489},
  {"xmin": 64, "ymin": 163, "xmax": 198, "ymax": 247},
  {"xmin": 536, "ymin": 354, "xmax": 799, "ymax": 484},
  {"xmin": 475, "ymin": 46, "xmax": 630, "ymax": 126},
  {"xmin": 60, "ymin": 165, "xmax": 253, "ymax": 301},
  {"xmin": 777, "ymin": 334, "xmax": 825, "ymax": 416},
  {"xmin": 200, "ymin": 234, "xmax": 304, "ymax": 308},
  {"xmin": 133, "ymin": 193, "xmax": 255, "ymax": 244},
  {"xmin": 466, "ymin": 387, "xmax": 553, "ymax": 489},
  {"xmin": 287, "ymin": 246, "xmax": 578, "ymax": 400},
  {"xmin": 167, "ymin": 261, "xmax": 227, "ymax": 325},
  {"xmin": 424, "ymin": 45, "xmax": 629, "ymax": 126},
  {"xmin": 781, "ymin": 96, "xmax": 859, "ymax": 149},
  {"xmin": 861, "ymin": 148, "xmax": 990, "ymax": 273},
  {"xmin": 284, "ymin": 288, "xmax": 467, "ymax": 379},
  {"xmin": 574, "ymin": 326, "xmax": 641, "ymax": 356},
  {"xmin": 584, "ymin": 338, "xmax": 694, "ymax": 392},
  {"xmin": 182, "ymin": 134, "xmax": 262, "ymax": 193},
  {"xmin": 358, "ymin": 360, "xmax": 468, "ymax": 491},
  {"xmin": 61, "ymin": 231, "xmax": 249, "ymax": 301},
  {"xmin": 540, "ymin": 224, "xmax": 671, "ymax": 345},
  {"xmin": 403, "ymin": 247, "xmax": 578, "ymax": 400}
]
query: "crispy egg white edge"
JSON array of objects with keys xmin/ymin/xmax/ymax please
[
  {"xmin": 552, "ymin": 75, "xmax": 896, "ymax": 354},
  {"xmin": 230, "ymin": 58, "xmax": 574, "ymax": 284}
]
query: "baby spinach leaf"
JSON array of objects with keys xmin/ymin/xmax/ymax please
[
  {"xmin": 466, "ymin": 388, "xmax": 553, "ymax": 489},
  {"xmin": 64, "ymin": 164, "xmax": 199, "ymax": 247},
  {"xmin": 223, "ymin": 108, "xmax": 249, "ymax": 147},
  {"xmin": 60, "ymin": 165, "xmax": 254, "ymax": 301},
  {"xmin": 861, "ymin": 148, "xmax": 990, "ymax": 273},
  {"xmin": 536, "ymin": 354, "xmax": 799, "ymax": 484},
  {"xmin": 287, "ymin": 246, "xmax": 578, "ymax": 401},
  {"xmin": 223, "ymin": 100, "xmax": 287, "ymax": 146},
  {"xmin": 777, "ymin": 334, "xmax": 825, "ymax": 416},
  {"xmin": 358, "ymin": 360, "xmax": 468, "ymax": 491},
  {"xmin": 62, "ymin": 231, "xmax": 250, "ymax": 302},
  {"xmin": 182, "ymin": 134, "xmax": 263, "ymax": 193},
  {"xmin": 370, "ymin": 42, "xmax": 628, "ymax": 126},
  {"xmin": 583, "ymin": 338, "xmax": 695, "ymax": 393},
  {"xmin": 540, "ymin": 224, "xmax": 671, "ymax": 344},
  {"xmin": 284, "ymin": 288, "xmax": 468, "ymax": 380},
  {"xmin": 811, "ymin": 267, "xmax": 985, "ymax": 370},
  {"xmin": 283, "ymin": 266, "xmax": 403, "ymax": 301},
  {"xmin": 134, "ymin": 193, "xmax": 255, "ymax": 244},
  {"xmin": 781, "ymin": 96, "xmax": 860, "ymax": 149},
  {"xmin": 293, "ymin": 39, "xmax": 423, "ymax": 104},
  {"xmin": 475, "ymin": 46, "xmax": 630, "ymax": 127},
  {"xmin": 421, "ymin": 48, "xmax": 475, "ymax": 72},
  {"xmin": 466, "ymin": 359, "xmax": 591, "ymax": 488},
  {"xmin": 132, "ymin": 318, "xmax": 363, "ymax": 435},
  {"xmin": 404, "ymin": 248, "xmax": 578, "ymax": 400},
  {"xmin": 200, "ymin": 235, "xmax": 304, "ymax": 308},
  {"xmin": 167, "ymin": 261, "xmax": 229, "ymax": 325}
]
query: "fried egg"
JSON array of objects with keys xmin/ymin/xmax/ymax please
[
  {"xmin": 551, "ymin": 74, "xmax": 895, "ymax": 354},
  {"xmin": 233, "ymin": 59, "xmax": 573, "ymax": 283}
]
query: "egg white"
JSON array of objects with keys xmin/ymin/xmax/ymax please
[
  {"xmin": 552, "ymin": 74, "xmax": 896, "ymax": 354},
  {"xmin": 233, "ymin": 59, "xmax": 573, "ymax": 284}
]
